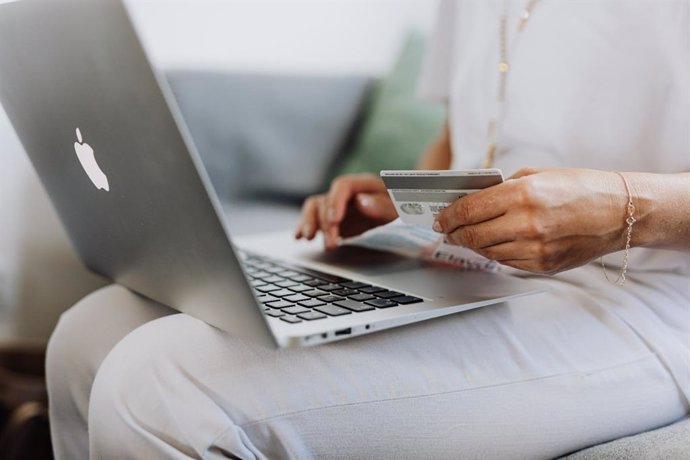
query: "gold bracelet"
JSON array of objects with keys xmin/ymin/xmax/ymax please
[{"xmin": 600, "ymin": 172, "xmax": 636, "ymax": 286}]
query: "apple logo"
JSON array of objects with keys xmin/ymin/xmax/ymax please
[{"xmin": 73, "ymin": 127, "xmax": 109, "ymax": 191}]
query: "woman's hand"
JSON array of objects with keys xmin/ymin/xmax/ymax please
[
  {"xmin": 434, "ymin": 168, "xmax": 631, "ymax": 274},
  {"xmin": 295, "ymin": 174, "xmax": 398, "ymax": 250}
]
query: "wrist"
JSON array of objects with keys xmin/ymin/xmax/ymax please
[
  {"xmin": 600, "ymin": 171, "xmax": 639, "ymax": 286},
  {"xmin": 623, "ymin": 172, "xmax": 659, "ymax": 248},
  {"xmin": 601, "ymin": 171, "xmax": 636, "ymax": 253}
]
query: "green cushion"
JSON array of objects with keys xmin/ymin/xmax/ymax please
[{"xmin": 337, "ymin": 32, "xmax": 446, "ymax": 176}]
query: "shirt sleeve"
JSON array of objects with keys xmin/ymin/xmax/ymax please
[{"xmin": 418, "ymin": 0, "xmax": 457, "ymax": 103}]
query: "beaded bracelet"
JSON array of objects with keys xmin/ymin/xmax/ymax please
[{"xmin": 600, "ymin": 172, "xmax": 636, "ymax": 286}]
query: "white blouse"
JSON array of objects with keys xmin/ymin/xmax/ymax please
[{"xmin": 420, "ymin": 0, "xmax": 690, "ymax": 275}]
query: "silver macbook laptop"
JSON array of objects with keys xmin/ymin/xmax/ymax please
[{"xmin": 0, "ymin": 0, "xmax": 544, "ymax": 348}]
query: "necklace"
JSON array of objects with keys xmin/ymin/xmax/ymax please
[{"xmin": 484, "ymin": 0, "xmax": 541, "ymax": 168}]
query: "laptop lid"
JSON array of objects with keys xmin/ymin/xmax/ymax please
[{"xmin": 0, "ymin": 0, "xmax": 277, "ymax": 347}]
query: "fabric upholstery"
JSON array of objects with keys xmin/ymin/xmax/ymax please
[
  {"xmin": 337, "ymin": 32, "xmax": 446, "ymax": 175},
  {"xmin": 563, "ymin": 417, "xmax": 690, "ymax": 459},
  {"xmin": 166, "ymin": 72, "xmax": 373, "ymax": 201}
]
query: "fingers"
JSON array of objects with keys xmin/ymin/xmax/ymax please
[
  {"xmin": 319, "ymin": 195, "xmax": 339, "ymax": 250},
  {"xmin": 293, "ymin": 194, "xmax": 340, "ymax": 248},
  {"xmin": 321, "ymin": 174, "xmax": 387, "ymax": 248},
  {"xmin": 444, "ymin": 214, "xmax": 521, "ymax": 249},
  {"xmin": 324, "ymin": 174, "xmax": 387, "ymax": 227},
  {"xmin": 295, "ymin": 174, "xmax": 388, "ymax": 248},
  {"xmin": 434, "ymin": 181, "xmax": 517, "ymax": 234},
  {"xmin": 471, "ymin": 241, "xmax": 552, "ymax": 274},
  {"xmin": 472, "ymin": 241, "xmax": 535, "ymax": 262},
  {"xmin": 354, "ymin": 193, "xmax": 398, "ymax": 221},
  {"xmin": 472, "ymin": 239, "xmax": 568, "ymax": 275},
  {"xmin": 294, "ymin": 195, "xmax": 324, "ymax": 240}
]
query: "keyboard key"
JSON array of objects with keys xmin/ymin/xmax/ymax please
[
  {"xmin": 340, "ymin": 281, "xmax": 369, "ymax": 289},
  {"xmin": 266, "ymin": 300, "xmax": 295, "ymax": 309},
  {"xmin": 241, "ymin": 254, "xmax": 350, "ymax": 294},
  {"xmin": 349, "ymin": 293, "xmax": 375, "ymax": 302},
  {"xmin": 264, "ymin": 266, "xmax": 284, "ymax": 274},
  {"xmin": 304, "ymin": 279, "xmax": 326, "ymax": 287},
  {"xmin": 296, "ymin": 268, "xmax": 349, "ymax": 283},
  {"xmin": 332, "ymin": 288, "xmax": 358, "ymax": 297},
  {"xmin": 334, "ymin": 300, "xmax": 375, "ymax": 312},
  {"xmin": 392, "ymin": 295, "xmax": 423, "ymax": 305},
  {"xmin": 289, "ymin": 274, "xmax": 312, "ymax": 283},
  {"xmin": 317, "ymin": 274, "xmax": 350, "ymax": 283},
  {"xmin": 298, "ymin": 299, "xmax": 326, "ymax": 308},
  {"xmin": 318, "ymin": 294, "xmax": 344, "ymax": 303},
  {"xmin": 283, "ymin": 306, "xmax": 311, "ymax": 315},
  {"xmin": 265, "ymin": 310, "xmax": 285, "ymax": 318},
  {"xmin": 365, "ymin": 298, "xmax": 398, "ymax": 308},
  {"xmin": 318, "ymin": 283, "xmax": 342, "ymax": 292},
  {"xmin": 255, "ymin": 285, "xmax": 280, "ymax": 293},
  {"xmin": 297, "ymin": 311, "xmax": 328, "ymax": 321},
  {"xmin": 303, "ymin": 289, "xmax": 327, "ymax": 298},
  {"xmin": 276, "ymin": 280, "xmax": 297, "ymax": 288},
  {"xmin": 359, "ymin": 286, "xmax": 386, "ymax": 294},
  {"xmin": 257, "ymin": 295, "xmax": 279, "ymax": 304},
  {"xmin": 285, "ymin": 294, "xmax": 310, "ymax": 303},
  {"xmin": 271, "ymin": 289, "xmax": 296, "ymax": 298},
  {"xmin": 263, "ymin": 275, "xmax": 284, "ymax": 284},
  {"xmin": 288, "ymin": 285, "xmax": 312, "ymax": 293},
  {"xmin": 250, "ymin": 279, "xmax": 267, "ymax": 287},
  {"xmin": 280, "ymin": 316, "xmax": 302, "ymax": 324},
  {"xmin": 314, "ymin": 304, "xmax": 352, "ymax": 317},
  {"xmin": 375, "ymin": 290, "xmax": 403, "ymax": 299}
]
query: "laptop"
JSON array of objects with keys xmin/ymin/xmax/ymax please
[{"xmin": 0, "ymin": 0, "xmax": 545, "ymax": 348}]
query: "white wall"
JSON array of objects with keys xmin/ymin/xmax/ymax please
[{"xmin": 127, "ymin": 0, "xmax": 438, "ymax": 75}]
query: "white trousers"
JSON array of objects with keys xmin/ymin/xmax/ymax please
[{"xmin": 46, "ymin": 264, "xmax": 690, "ymax": 459}]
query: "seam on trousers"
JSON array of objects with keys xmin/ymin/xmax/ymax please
[
  {"xmin": 585, "ymin": 286, "xmax": 690, "ymax": 407},
  {"xmin": 239, "ymin": 352, "xmax": 659, "ymax": 429}
]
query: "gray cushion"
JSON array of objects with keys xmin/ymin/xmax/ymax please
[
  {"xmin": 562, "ymin": 417, "xmax": 690, "ymax": 459},
  {"xmin": 166, "ymin": 71, "xmax": 373, "ymax": 201},
  {"xmin": 221, "ymin": 200, "xmax": 301, "ymax": 237}
]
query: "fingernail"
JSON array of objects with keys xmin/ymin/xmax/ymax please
[
  {"xmin": 326, "ymin": 207, "xmax": 336, "ymax": 223},
  {"xmin": 432, "ymin": 221, "xmax": 442, "ymax": 233},
  {"xmin": 358, "ymin": 195, "xmax": 372, "ymax": 208}
]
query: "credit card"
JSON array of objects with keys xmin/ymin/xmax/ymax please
[{"xmin": 380, "ymin": 169, "xmax": 504, "ymax": 226}]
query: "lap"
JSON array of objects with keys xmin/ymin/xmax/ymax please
[{"xmin": 83, "ymin": 265, "xmax": 689, "ymax": 459}]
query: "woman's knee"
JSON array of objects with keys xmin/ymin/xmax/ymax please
[
  {"xmin": 48, "ymin": 286, "xmax": 166, "ymax": 377},
  {"xmin": 47, "ymin": 286, "xmax": 119, "ymax": 399},
  {"xmin": 88, "ymin": 314, "xmax": 257, "ymax": 459},
  {"xmin": 46, "ymin": 285, "xmax": 175, "ymax": 414}
]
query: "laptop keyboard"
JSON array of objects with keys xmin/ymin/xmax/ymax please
[{"xmin": 241, "ymin": 254, "xmax": 423, "ymax": 325}]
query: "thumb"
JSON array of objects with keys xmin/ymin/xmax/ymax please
[{"xmin": 355, "ymin": 193, "xmax": 398, "ymax": 221}]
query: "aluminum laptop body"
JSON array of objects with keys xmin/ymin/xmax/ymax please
[{"xmin": 0, "ymin": 0, "xmax": 545, "ymax": 348}]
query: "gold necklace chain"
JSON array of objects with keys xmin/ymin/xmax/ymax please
[{"xmin": 484, "ymin": 0, "xmax": 541, "ymax": 168}]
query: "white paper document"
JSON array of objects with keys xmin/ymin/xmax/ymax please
[{"xmin": 340, "ymin": 219, "xmax": 499, "ymax": 271}]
